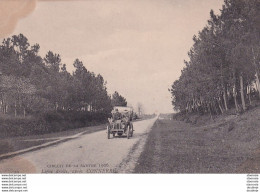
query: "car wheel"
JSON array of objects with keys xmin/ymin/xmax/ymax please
[
  {"xmin": 127, "ymin": 125, "xmax": 130, "ymax": 139},
  {"xmin": 107, "ymin": 126, "xmax": 110, "ymax": 139},
  {"xmin": 130, "ymin": 123, "xmax": 134, "ymax": 137}
]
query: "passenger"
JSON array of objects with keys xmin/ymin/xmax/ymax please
[
  {"xmin": 122, "ymin": 112, "xmax": 130, "ymax": 123},
  {"xmin": 112, "ymin": 108, "xmax": 122, "ymax": 121}
]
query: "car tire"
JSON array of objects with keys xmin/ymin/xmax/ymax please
[
  {"xmin": 107, "ymin": 126, "xmax": 110, "ymax": 139},
  {"xmin": 130, "ymin": 123, "xmax": 134, "ymax": 137},
  {"xmin": 127, "ymin": 125, "xmax": 130, "ymax": 139}
]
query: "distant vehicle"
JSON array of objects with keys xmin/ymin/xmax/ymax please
[{"xmin": 106, "ymin": 106, "xmax": 134, "ymax": 139}]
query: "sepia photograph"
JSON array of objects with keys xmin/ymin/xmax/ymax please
[{"xmin": 0, "ymin": 0, "xmax": 259, "ymax": 178}]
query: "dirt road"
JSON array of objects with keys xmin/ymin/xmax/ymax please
[{"xmin": 0, "ymin": 117, "xmax": 157, "ymax": 173}]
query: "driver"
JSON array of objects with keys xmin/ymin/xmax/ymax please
[{"xmin": 112, "ymin": 108, "xmax": 122, "ymax": 121}]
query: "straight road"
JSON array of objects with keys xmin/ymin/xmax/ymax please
[{"xmin": 0, "ymin": 117, "xmax": 157, "ymax": 173}]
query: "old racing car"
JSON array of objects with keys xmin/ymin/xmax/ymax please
[{"xmin": 107, "ymin": 106, "xmax": 134, "ymax": 139}]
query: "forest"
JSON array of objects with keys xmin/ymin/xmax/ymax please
[
  {"xmin": 170, "ymin": 0, "xmax": 259, "ymax": 117},
  {"xmin": 0, "ymin": 34, "xmax": 127, "ymax": 137}
]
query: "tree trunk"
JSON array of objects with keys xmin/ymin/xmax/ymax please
[
  {"xmin": 252, "ymin": 47, "xmax": 260, "ymax": 98},
  {"xmin": 248, "ymin": 92, "xmax": 252, "ymax": 105},
  {"xmin": 223, "ymin": 89, "xmax": 228, "ymax": 110},
  {"xmin": 233, "ymin": 84, "xmax": 239, "ymax": 112},
  {"xmin": 218, "ymin": 99, "xmax": 224, "ymax": 114},
  {"xmin": 220, "ymin": 63, "xmax": 228, "ymax": 111},
  {"xmin": 1, "ymin": 99, "xmax": 4, "ymax": 114},
  {"xmin": 213, "ymin": 101, "xmax": 219, "ymax": 115},
  {"xmin": 239, "ymin": 74, "xmax": 246, "ymax": 111},
  {"xmin": 207, "ymin": 103, "xmax": 213, "ymax": 120},
  {"xmin": 247, "ymin": 85, "xmax": 252, "ymax": 105},
  {"xmin": 186, "ymin": 102, "xmax": 189, "ymax": 114},
  {"xmin": 55, "ymin": 102, "xmax": 58, "ymax": 111},
  {"xmin": 203, "ymin": 103, "xmax": 207, "ymax": 114},
  {"xmin": 255, "ymin": 72, "xmax": 260, "ymax": 98},
  {"xmin": 188, "ymin": 102, "xmax": 192, "ymax": 113},
  {"xmin": 15, "ymin": 101, "xmax": 17, "ymax": 117}
]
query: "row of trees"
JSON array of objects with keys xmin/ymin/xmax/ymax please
[
  {"xmin": 0, "ymin": 34, "xmax": 127, "ymax": 117},
  {"xmin": 170, "ymin": 0, "xmax": 259, "ymax": 116}
]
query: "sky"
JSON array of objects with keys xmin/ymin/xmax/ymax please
[{"xmin": 0, "ymin": 0, "xmax": 223, "ymax": 114}]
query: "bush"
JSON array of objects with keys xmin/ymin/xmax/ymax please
[{"xmin": 0, "ymin": 110, "xmax": 109, "ymax": 138}]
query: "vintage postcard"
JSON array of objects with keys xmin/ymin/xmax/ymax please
[{"xmin": 0, "ymin": 0, "xmax": 259, "ymax": 177}]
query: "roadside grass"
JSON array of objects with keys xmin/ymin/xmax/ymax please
[
  {"xmin": 7, "ymin": 123, "xmax": 107, "ymax": 140},
  {"xmin": 0, "ymin": 124, "xmax": 106, "ymax": 156},
  {"xmin": 0, "ymin": 139, "xmax": 57, "ymax": 155},
  {"xmin": 134, "ymin": 106, "xmax": 260, "ymax": 173},
  {"xmin": 134, "ymin": 120, "xmax": 192, "ymax": 173}
]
